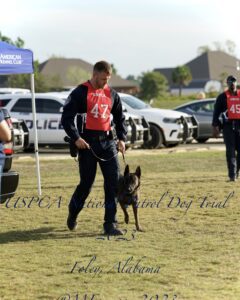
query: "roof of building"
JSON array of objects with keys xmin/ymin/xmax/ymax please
[
  {"xmin": 154, "ymin": 51, "xmax": 240, "ymax": 89},
  {"xmin": 39, "ymin": 58, "xmax": 138, "ymax": 89},
  {"xmin": 186, "ymin": 51, "xmax": 239, "ymax": 80}
]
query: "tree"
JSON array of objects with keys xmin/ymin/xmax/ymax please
[
  {"xmin": 126, "ymin": 75, "xmax": 136, "ymax": 81},
  {"xmin": 197, "ymin": 40, "xmax": 236, "ymax": 56},
  {"xmin": 111, "ymin": 63, "xmax": 117, "ymax": 75},
  {"xmin": 213, "ymin": 41, "xmax": 224, "ymax": 52},
  {"xmin": 7, "ymin": 60, "xmax": 49, "ymax": 92},
  {"xmin": 0, "ymin": 32, "xmax": 56, "ymax": 91},
  {"xmin": 226, "ymin": 40, "xmax": 236, "ymax": 55},
  {"xmin": 126, "ymin": 74, "xmax": 140, "ymax": 85},
  {"xmin": 172, "ymin": 65, "xmax": 192, "ymax": 96},
  {"xmin": 219, "ymin": 72, "xmax": 228, "ymax": 91},
  {"xmin": 66, "ymin": 66, "xmax": 90, "ymax": 86},
  {"xmin": 0, "ymin": 31, "xmax": 24, "ymax": 48},
  {"xmin": 197, "ymin": 45, "xmax": 211, "ymax": 55},
  {"xmin": 139, "ymin": 71, "xmax": 168, "ymax": 101}
]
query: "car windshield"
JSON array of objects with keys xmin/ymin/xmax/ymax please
[{"xmin": 121, "ymin": 95, "xmax": 150, "ymax": 110}]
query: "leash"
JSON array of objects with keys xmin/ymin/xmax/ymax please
[
  {"xmin": 90, "ymin": 146, "xmax": 127, "ymax": 166},
  {"xmin": 65, "ymin": 136, "xmax": 127, "ymax": 165},
  {"xmin": 121, "ymin": 151, "xmax": 127, "ymax": 167},
  {"xmin": 89, "ymin": 146, "xmax": 118, "ymax": 162}
]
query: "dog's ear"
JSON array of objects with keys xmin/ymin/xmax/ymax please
[
  {"xmin": 124, "ymin": 164, "xmax": 130, "ymax": 176},
  {"xmin": 135, "ymin": 166, "xmax": 141, "ymax": 178}
]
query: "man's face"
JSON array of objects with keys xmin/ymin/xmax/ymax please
[
  {"xmin": 94, "ymin": 71, "xmax": 111, "ymax": 89},
  {"xmin": 227, "ymin": 80, "xmax": 237, "ymax": 93}
]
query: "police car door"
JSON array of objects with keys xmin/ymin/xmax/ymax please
[
  {"xmin": 10, "ymin": 97, "xmax": 64, "ymax": 145},
  {"xmin": 9, "ymin": 97, "xmax": 39, "ymax": 144},
  {"xmin": 37, "ymin": 97, "xmax": 64, "ymax": 145}
]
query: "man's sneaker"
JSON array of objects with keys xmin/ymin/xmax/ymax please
[
  {"xmin": 104, "ymin": 226, "xmax": 123, "ymax": 236},
  {"xmin": 229, "ymin": 177, "xmax": 236, "ymax": 182},
  {"xmin": 67, "ymin": 212, "xmax": 78, "ymax": 231}
]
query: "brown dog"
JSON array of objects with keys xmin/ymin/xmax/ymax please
[{"xmin": 117, "ymin": 165, "xmax": 143, "ymax": 232}]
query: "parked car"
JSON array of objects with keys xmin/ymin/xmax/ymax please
[
  {"xmin": 117, "ymin": 112, "xmax": 149, "ymax": 148},
  {"xmin": 0, "ymin": 88, "xmax": 30, "ymax": 95},
  {"xmin": 119, "ymin": 93, "xmax": 197, "ymax": 148},
  {"xmin": 174, "ymin": 98, "xmax": 218, "ymax": 143},
  {"xmin": 0, "ymin": 93, "xmax": 148, "ymax": 149},
  {"xmin": 0, "ymin": 108, "xmax": 19, "ymax": 204},
  {"xmin": 44, "ymin": 91, "xmax": 70, "ymax": 101},
  {"xmin": 11, "ymin": 118, "xmax": 29, "ymax": 152}
]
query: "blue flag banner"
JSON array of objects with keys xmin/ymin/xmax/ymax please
[{"xmin": 0, "ymin": 41, "xmax": 34, "ymax": 74}]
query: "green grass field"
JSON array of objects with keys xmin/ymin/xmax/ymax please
[{"xmin": 0, "ymin": 150, "xmax": 240, "ymax": 300}]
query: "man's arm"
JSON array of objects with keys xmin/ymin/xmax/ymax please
[
  {"xmin": 111, "ymin": 91, "xmax": 127, "ymax": 141},
  {"xmin": 61, "ymin": 86, "xmax": 87, "ymax": 142},
  {"xmin": 212, "ymin": 93, "xmax": 226, "ymax": 127},
  {"xmin": 212, "ymin": 93, "xmax": 226, "ymax": 138}
]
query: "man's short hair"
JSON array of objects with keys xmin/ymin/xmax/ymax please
[
  {"xmin": 226, "ymin": 75, "xmax": 237, "ymax": 84},
  {"xmin": 93, "ymin": 61, "xmax": 112, "ymax": 73}
]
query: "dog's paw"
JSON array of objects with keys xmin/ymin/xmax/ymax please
[{"xmin": 124, "ymin": 216, "xmax": 129, "ymax": 224}]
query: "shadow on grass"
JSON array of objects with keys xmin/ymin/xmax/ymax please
[{"xmin": 0, "ymin": 227, "xmax": 101, "ymax": 244}]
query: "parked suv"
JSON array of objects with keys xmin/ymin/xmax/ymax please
[
  {"xmin": 119, "ymin": 93, "xmax": 197, "ymax": 148},
  {"xmin": 0, "ymin": 93, "xmax": 148, "ymax": 149},
  {"xmin": 0, "ymin": 108, "xmax": 19, "ymax": 204}
]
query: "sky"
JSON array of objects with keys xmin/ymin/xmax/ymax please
[{"xmin": 1, "ymin": 0, "xmax": 240, "ymax": 78}]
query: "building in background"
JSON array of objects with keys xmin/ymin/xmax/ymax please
[
  {"xmin": 39, "ymin": 58, "xmax": 139, "ymax": 94},
  {"xmin": 154, "ymin": 51, "xmax": 240, "ymax": 95}
]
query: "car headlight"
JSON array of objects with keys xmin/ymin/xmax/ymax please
[
  {"xmin": 185, "ymin": 117, "xmax": 192, "ymax": 123},
  {"xmin": 163, "ymin": 117, "xmax": 181, "ymax": 124},
  {"xmin": 125, "ymin": 119, "xmax": 130, "ymax": 126},
  {"xmin": 133, "ymin": 118, "xmax": 142, "ymax": 125}
]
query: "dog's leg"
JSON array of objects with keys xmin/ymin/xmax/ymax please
[
  {"xmin": 119, "ymin": 201, "xmax": 129, "ymax": 224},
  {"xmin": 132, "ymin": 204, "xmax": 144, "ymax": 232}
]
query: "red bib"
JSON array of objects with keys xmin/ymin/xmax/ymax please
[
  {"xmin": 226, "ymin": 90, "xmax": 240, "ymax": 119},
  {"xmin": 83, "ymin": 81, "xmax": 112, "ymax": 131}
]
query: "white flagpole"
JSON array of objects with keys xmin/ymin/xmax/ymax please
[{"xmin": 30, "ymin": 73, "xmax": 42, "ymax": 195}]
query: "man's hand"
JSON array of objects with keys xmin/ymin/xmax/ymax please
[
  {"xmin": 212, "ymin": 126, "xmax": 220, "ymax": 138},
  {"xmin": 75, "ymin": 137, "xmax": 90, "ymax": 149},
  {"xmin": 118, "ymin": 140, "xmax": 125, "ymax": 154}
]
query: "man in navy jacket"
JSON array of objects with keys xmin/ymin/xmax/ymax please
[{"xmin": 61, "ymin": 61, "xmax": 127, "ymax": 235}]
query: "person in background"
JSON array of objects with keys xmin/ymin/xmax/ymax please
[{"xmin": 212, "ymin": 75, "xmax": 240, "ymax": 181}]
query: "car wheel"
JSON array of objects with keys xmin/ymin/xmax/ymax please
[
  {"xmin": 145, "ymin": 124, "xmax": 164, "ymax": 149},
  {"xmin": 196, "ymin": 138, "xmax": 209, "ymax": 143}
]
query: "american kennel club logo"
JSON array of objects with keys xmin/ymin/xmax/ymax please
[{"xmin": 0, "ymin": 53, "xmax": 23, "ymax": 65}]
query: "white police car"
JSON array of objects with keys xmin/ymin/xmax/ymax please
[
  {"xmin": 119, "ymin": 93, "xmax": 197, "ymax": 148},
  {"xmin": 0, "ymin": 94, "xmax": 66, "ymax": 148},
  {"xmin": 0, "ymin": 88, "xmax": 30, "ymax": 94},
  {"xmin": 0, "ymin": 93, "xmax": 147, "ymax": 149}
]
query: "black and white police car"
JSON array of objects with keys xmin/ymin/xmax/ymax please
[
  {"xmin": 0, "ymin": 93, "xmax": 148, "ymax": 150},
  {"xmin": 119, "ymin": 93, "xmax": 197, "ymax": 148}
]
